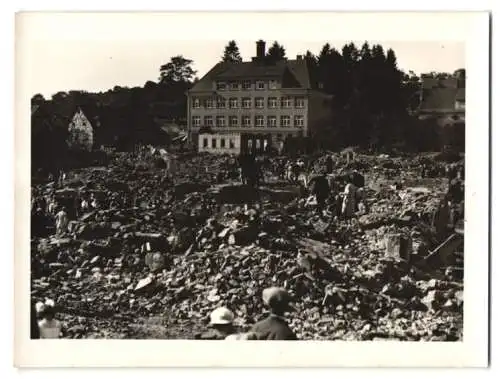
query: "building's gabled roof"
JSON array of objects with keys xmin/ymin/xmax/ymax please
[
  {"xmin": 189, "ymin": 59, "xmax": 313, "ymax": 92},
  {"xmin": 420, "ymin": 88, "xmax": 458, "ymax": 111}
]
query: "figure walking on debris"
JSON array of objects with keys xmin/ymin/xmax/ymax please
[
  {"xmin": 250, "ymin": 287, "xmax": 298, "ymax": 340},
  {"xmin": 308, "ymin": 173, "xmax": 330, "ymax": 214},
  {"xmin": 54, "ymin": 206, "xmax": 69, "ymax": 236},
  {"xmin": 341, "ymin": 182, "xmax": 357, "ymax": 219}
]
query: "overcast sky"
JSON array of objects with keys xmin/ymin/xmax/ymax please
[{"xmin": 17, "ymin": 12, "xmax": 467, "ymax": 98}]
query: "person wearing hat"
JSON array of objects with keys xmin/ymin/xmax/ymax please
[
  {"xmin": 36, "ymin": 299, "xmax": 64, "ymax": 339},
  {"xmin": 195, "ymin": 307, "xmax": 237, "ymax": 340},
  {"xmin": 250, "ymin": 287, "xmax": 298, "ymax": 340}
]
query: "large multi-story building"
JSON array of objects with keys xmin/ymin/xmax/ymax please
[{"xmin": 187, "ymin": 40, "xmax": 332, "ymax": 154}]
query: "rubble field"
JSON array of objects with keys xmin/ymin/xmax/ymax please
[{"xmin": 31, "ymin": 151, "xmax": 464, "ymax": 340}]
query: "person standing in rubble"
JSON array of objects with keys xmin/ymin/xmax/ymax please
[
  {"xmin": 341, "ymin": 182, "xmax": 357, "ymax": 219},
  {"xmin": 80, "ymin": 195, "xmax": 90, "ymax": 214},
  {"xmin": 47, "ymin": 196, "xmax": 58, "ymax": 216},
  {"xmin": 325, "ymin": 155, "xmax": 333, "ymax": 174},
  {"xmin": 90, "ymin": 193, "xmax": 99, "ymax": 209},
  {"xmin": 308, "ymin": 173, "xmax": 330, "ymax": 213},
  {"xmin": 249, "ymin": 287, "xmax": 298, "ymax": 340},
  {"xmin": 58, "ymin": 169, "xmax": 66, "ymax": 188},
  {"xmin": 195, "ymin": 307, "xmax": 237, "ymax": 340},
  {"xmin": 54, "ymin": 206, "xmax": 69, "ymax": 236}
]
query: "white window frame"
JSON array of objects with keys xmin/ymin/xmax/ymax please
[
  {"xmin": 229, "ymin": 82, "xmax": 239, "ymax": 90},
  {"xmin": 192, "ymin": 116, "xmax": 201, "ymax": 126},
  {"xmin": 211, "ymin": 138, "xmax": 217, "ymax": 148},
  {"xmin": 229, "ymin": 139, "xmax": 235, "ymax": 149},
  {"xmin": 255, "ymin": 115, "xmax": 265, "ymax": 127},
  {"xmin": 205, "ymin": 99, "xmax": 215, "ymax": 109},
  {"xmin": 255, "ymin": 97, "xmax": 265, "ymax": 109},
  {"xmin": 280, "ymin": 115, "xmax": 291, "ymax": 127},
  {"xmin": 204, "ymin": 116, "xmax": 213, "ymax": 127},
  {"xmin": 242, "ymin": 116, "xmax": 252, "ymax": 127},
  {"xmin": 242, "ymin": 80, "xmax": 251, "ymax": 90},
  {"xmin": 281, "ymin": 97, "xmax": 292, "ymax": 108},
  {"xmin": 294, "ymin": 115, "xmax": 304, "ymax": 127},
  {"xmin": 229, "ymin": 98, "xmax": 239, "ymax": 109},
  {"xmin": 256, "ymin": 81, "xmax": 265, "ymax": 90},
  {"xmin": 193, "ymin": 98, "xmax": 201, "ymax": 108},
  {"xmin": 203, "ymin": 138, "xmax": 208, "ymax": 148},
  {"xmin": 268, "ymin": 97, "xmax": 278, "ymax": 108},
  {"xmin": 216, "ymin": 116, "xmax": 226, "ymax": 127},
  {"xmin": 229, "ymin": 116, "xmax": 238, "ymax": 127},
  {"xmin": 217, "ymin": 98, "xmax": 226, "ymax": 109},
  {"xmin": 216, "ymin": 81, "xmax": 226, "ymax": 91},
  {"xmin": 295, "ymin": 97, "xmax": 305, "ymax": 108},
  {"xmin": 267, "ymin": 116, "xmax": 277, "ymax": 127},
  {"xmin": 242, "ymin": 98, "xmax": 252, "ymax": 109},
  {"xmin": 269, "ymin": 80, "xmax": 278, "ymax": 89},
  {"xmin": 220, "ymin": 138, "xmax": 226, "ymax": 148}
]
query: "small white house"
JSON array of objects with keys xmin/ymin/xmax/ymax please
[{"xmin": 67, "ymin": 108, "xmax": 94, "ymax": 152}]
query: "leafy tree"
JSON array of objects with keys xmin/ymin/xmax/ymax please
[
  {"xmin": 266, "ymin": 41, "xmax": 286, "ymax": 62},
  {"xmin": 51, "ymin": 91, "xmax": 69, "ymax": 103},
  {"xmin": 159, "ymin": 55, "xmax": 197, "ymax": 84},
  {"xmin": 221, "ymin": 40, "xmax": 242, "ymax": 63},
  {"xmin": 31, "ymin": 94, "xmax": 45, "ymax": 106},
  {"xmin": 341, "ymin": 42, "xmax": 360, "ymax": 70}
]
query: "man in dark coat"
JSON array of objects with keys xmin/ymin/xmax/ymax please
[
  {"xmin": 250, "ymin": 287, "xmax": 298, "ymax": 340},
  {"xmin": 308, "ymin": 174, "xmax": 330, "ymax": 212}
]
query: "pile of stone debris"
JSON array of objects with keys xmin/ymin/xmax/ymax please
[{"xmin": 30, "ymin": 151, "xmax": 464, "ymax": 340}]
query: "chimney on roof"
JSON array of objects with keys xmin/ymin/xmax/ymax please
[
  {"xmin": 296, "ymin": 55, "xmax": 303, "ymax": 60},
  {"xmin": 256, "ymin": 40, "xmax": 266, "ymax": 59}
]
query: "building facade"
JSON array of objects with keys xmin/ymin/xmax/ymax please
[{"xmin": 187, "ymin": 40, "xmax": 332, "ymax": 154}]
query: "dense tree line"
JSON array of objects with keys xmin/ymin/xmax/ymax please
[{"xmin": 303, "ymin": 42, "xmax": 424, "ymax": 151}]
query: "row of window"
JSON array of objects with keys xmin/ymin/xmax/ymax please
[
  {"xmin": 202, "ymin": 134, "xmax": 294, "ymax": 150},
  {"xmin": 202, "ymin": 137, "xmax": 236, "ymax": 149},
  {"xmin": 192, "ymin": 115, "xmax": 304, "ymax": 127},
  {"xmin": 216, "ymin": 80, "xmax": 278, "ymax": 91},
  {"xmin": 192, "ymin": 97, "xmax": 305, "ymax": 109}
]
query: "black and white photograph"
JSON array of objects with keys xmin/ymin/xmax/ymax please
[{"xmin": 14, "ymin": 10, "xmax": 489, "ymax": 367}]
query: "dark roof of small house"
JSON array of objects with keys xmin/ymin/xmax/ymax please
[
  {"xmin": 419, "ymin": 78, "xmax": 466, "ymax": 111},
  {"xmin": 189, "ymin": 59, "xmax": 313, "ymax": 92}
]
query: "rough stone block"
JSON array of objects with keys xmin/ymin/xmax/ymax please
[{"xmin": 385, "ymin": 233, "xmax": 412, "ymax": 261}]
